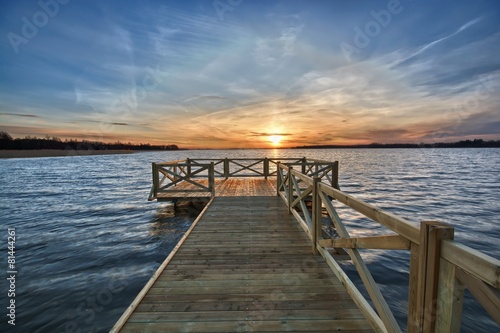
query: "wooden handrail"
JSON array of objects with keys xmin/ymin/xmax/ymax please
[
  {"xmin": 275, "ymin": 161, "xmax": 499, "ymax": 333},
  {"xmin": 317, "ymin": 182, "xmax": 420, "ymax": 245},
  {"xmin": 150, "ymin": 161, "xmax": 214, "ymax": 198}
]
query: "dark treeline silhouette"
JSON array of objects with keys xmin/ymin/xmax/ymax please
[
  {"xmin": 294, "ymin": 139, "xmax": 500, "ymax": 149},
  {"xmin": 0, "ymin": 132, "xmax": 178, "ymax": 151}
]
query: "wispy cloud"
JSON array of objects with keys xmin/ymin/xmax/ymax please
[
  {"xmin": 0, "ymin": 113, "xmax": 39, "ymax": 118},
  {"xmin": 394, "ymin": 16, "xmax": 485, "ymax": 66}
]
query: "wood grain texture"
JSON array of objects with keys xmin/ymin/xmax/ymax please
[
  {"xmin": 118, "ymin": 196, "xmax": 374, "ymax": 332},
  {"xmin": 155, "ymin": 178, "xmax": 278, "ymax": 199}
]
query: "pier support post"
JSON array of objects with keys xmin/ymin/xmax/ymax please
[
  {"xmin": 311, "ymin": 177, "xmax": 321, "ymax": 255},
  {"xmin": 408, "ymin": 221, "xmax": 454, "ymax": 333}
]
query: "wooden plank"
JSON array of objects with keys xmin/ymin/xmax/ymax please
[
  {"xmin": 318, "ymin": 235, "xmax": 410, "ymax": 250},
  {"xmin": 148, "ymin": 285, "xmax": 342, "ymax": 295},
  {"xmin": 128, "ymin": 308, "xmax": 366, "ymax": 322},
  {"xmin": 441, "ymin": 240, "xmax": 500, "ymax": 289},
  {"xmin": 136, "ymin": 299, "xmax": 360, "ymax": 312},
  {"xmin": 140, "ymin": 292, "xmax": 356, "ymax": 304},
  {"xmin": 120, "ymin": 319, "xmax": 373, "ymax": 332},
  {"xmin": 153, "ymin": 277, "xmax": 341, "ymax": 288}
]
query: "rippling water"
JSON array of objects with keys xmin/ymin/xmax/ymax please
[{"xmin": 1, "ymin": 149, "xmax": 498, "ymax": 332}]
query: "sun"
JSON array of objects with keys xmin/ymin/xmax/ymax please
[{"xmin": 268, "ymin": 135, "xmax": 283, "ymax": 146}]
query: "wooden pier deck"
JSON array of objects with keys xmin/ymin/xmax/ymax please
[
  {"xmin": 113, "ymin": 158, "xmax": 500, "ymax": 333},
  {"xmin": 154, "ymin": 178, "xmax": 278, "ymax": 199},
  {"xmin": 113, "ymin": 184, "xmax": 374, "ymax": 332}
]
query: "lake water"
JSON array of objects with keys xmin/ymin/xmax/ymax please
[{"xmin": 1, "ymin": 148, "xmax": 499, "ymax": 332}]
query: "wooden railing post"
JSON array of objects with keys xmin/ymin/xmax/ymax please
[
  {"xmin": 333, "ymin": 161, "xmax": 339, "ymax": 189},
  {"xmin": 408, "ymin": 242, "xmax": 421, "ymax": 333},
  {"xmin": 152, "ymin": 163, "xmax": 159, "ymax": 197},
  {"xmin": 288, "ymin": 166, "xmax": 293, "ymax": 214},
  {"xmin": 264, "ymin": 157, "xmax": 269, "ymax": 180},
  {"xmin": 301, "ymin": 157, "xmax": 306, "ymax": 174},
  {"xmin": 276, "ymin": 162, "xmax": 282, "ymax": 196},
  {"xmin": 224, "ymin": 158, "xmax": 229, "ymax": 179},
  {"xmin": 434, "ymin": 259, "xmax": 464, "ymax": 333},
  {"xmin": 409, "ymin": 221, "xmax": 454, "ymax": 333},
  {"xmin": 311, "ymin": 177, "xmax": 321, "ymax": 255},
  {"xmin": 209, "ymin": 162, "xmax": 215, "ymax": 196},
  {"xmin": 186, "ymin": 158, "xmax": 191, "ymax": 178}
]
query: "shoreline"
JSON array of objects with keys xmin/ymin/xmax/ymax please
[{"xmin": 0, "ymin": 149, "xmax": 137, "ymax": 159}]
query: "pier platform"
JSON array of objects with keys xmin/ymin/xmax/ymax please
[
  {"xmin": 153, "ymin": 178, "xmax": 277, "ymax": 200},
  {"xmin": 112, "ymin": 158, "xmax": 500, "ymax": 333}
]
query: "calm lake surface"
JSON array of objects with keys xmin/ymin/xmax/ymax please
[{"xmin": 1, "ymin": 148, "xmax": 499, "ymax": 332}]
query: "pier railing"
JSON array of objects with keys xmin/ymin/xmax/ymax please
[
  {"xmin": 277, "ymin": 163, "xmax": 500, "ymax": 333},
  {"xmin": 149, "ymin": 157, "xmax": 338, "ymax": 200},
  {"xmin": 149, "ymin": 160, "xmax": 215, "ymax": 200},
  {"xmin": 185, "ymin": 157, "xmax": 337, "ymax": 183},
  {"xmin": 148, "ymin": 157, "xmax": 499, "ymax": 332}
]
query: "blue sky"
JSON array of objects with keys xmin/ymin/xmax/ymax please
[{"xmin": 1, "ymin": 0, "xmax": 499, "ymax": 148}]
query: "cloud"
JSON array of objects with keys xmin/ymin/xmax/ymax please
[
  {"xmin": 250, "ymin": 132, "xmax": 293, "ymax": 137},
  {"xmin": 395, "ymin": 16, "xmax": 484, "ymax": 66},
  {"xmin": 0, "ymin": 113, "xmax": 39, "ymax": 118}
]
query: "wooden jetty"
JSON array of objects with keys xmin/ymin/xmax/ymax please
[{"xmin": 112, "ymin": 158, "xmax": 500, "ymax": 333}]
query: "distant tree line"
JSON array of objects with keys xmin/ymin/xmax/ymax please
[
  {"xmin": 0, "ymin": 132, "xmax": 178, "ymax": 151},
  {"xmin": 294, "ymin": 139, "xmax": 500, "ymax": 149}
]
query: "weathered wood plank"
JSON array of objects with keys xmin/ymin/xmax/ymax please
[
  {"xmin": 319, "ymin": 234, "xmax": 410, "ymax": 250},
  {"xmin": 140, "ymin": 292, "xmax": 356, "ymax": 305},
  {"xmin": 121, "ymin": 320, "xmax": 373, "ymax": 332},
  {"xmin": 128, "ymin": 308, "xmax": 366, "ymax": 322},
  {"xmin": 153, "ymin": 276, "xmax": 340, "ymax": 287}
]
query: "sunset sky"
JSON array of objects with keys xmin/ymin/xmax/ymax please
[{"xmin": 1, "ymin": 0, "xmax": 500, "ymax": 148}]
